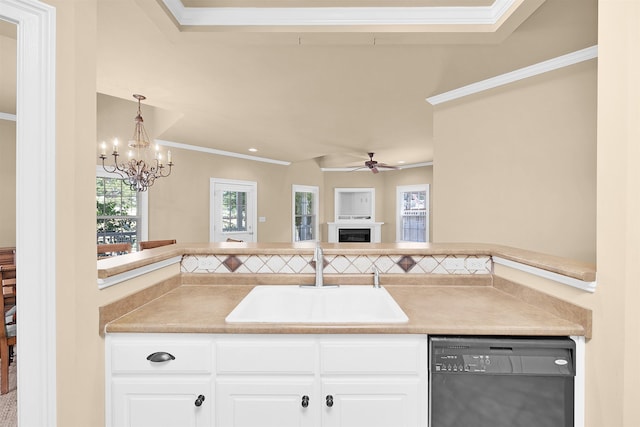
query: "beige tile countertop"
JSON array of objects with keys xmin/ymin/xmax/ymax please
[
  {"xmin": 104, "ymin": 283, "xmax": 587, "ymax": 337},
  {"xmin": 97, "ymin": 242, "xmax": 596, "ymax": 282}
]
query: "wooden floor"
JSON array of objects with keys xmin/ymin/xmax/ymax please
[{"xmin": 0, "ymin": 353, "xmax": 16, "ymax": 427}]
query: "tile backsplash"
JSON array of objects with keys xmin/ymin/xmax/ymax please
[{"xmin": 181, "ymin": 254, "xmax": 491, "ymax": 275}]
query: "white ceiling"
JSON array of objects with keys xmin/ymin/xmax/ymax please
[{"xmin": 3, "ymin": 0, "xmax": 598, "ymax": 169}]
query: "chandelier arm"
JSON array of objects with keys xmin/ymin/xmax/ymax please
[{"xmin": 101, "ymin": 155, "xmax": 129, "ymax": 179}]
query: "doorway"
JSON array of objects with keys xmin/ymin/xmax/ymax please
[
  {"xmin": 0, "ymin": 2, "xmax": 57, "ymax": 426},
  {"xmin": 210, "ymin": 178, "xmax": 257, "ymax": 242}
]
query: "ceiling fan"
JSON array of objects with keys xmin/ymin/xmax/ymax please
[{"xmin": 361, "ymin": 152, "xmax": 398, "ymax": 174}]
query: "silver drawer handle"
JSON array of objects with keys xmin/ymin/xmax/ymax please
[{"xmin": 146, "ymin": 351, "xmax": 176, "ymax": 363}]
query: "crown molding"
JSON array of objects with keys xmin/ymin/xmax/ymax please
[
  {"xmin": 155, "ymin": 138, "xmax": 291, "ymax": 165},
  {"xmin": 427, "ymin": 45, "xmax": 598, "ymax": 105},
  {"xmin": 162, "ymin": 0, "xmax": 519, "ymax": 27}
]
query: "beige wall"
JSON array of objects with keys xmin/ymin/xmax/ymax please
[
  {"xmin": 147, "ymin": 151, "xmax": 325, "ymax": 243},
  {"xmin": 596, "ymin": 1, "xmax": 640, "ymax": 424},
  {"xmin": 45, "ymin": 1, "xmax": 640, "ymax": 427},
  {"xmin": 432, "ymin": 60, "xmax": 597, "ymax": 263},
  {"xmin": 0, "ymin": 120, "xmax": 15, "ymax": 246}
]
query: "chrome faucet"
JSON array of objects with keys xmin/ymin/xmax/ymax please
[
  {"xmin": 372, "ymin": 266, "xmax": 381, "ymax": 288},
  {"xmin": 313, "ymin": 243, "xmax": 324, "ymax": 287}
]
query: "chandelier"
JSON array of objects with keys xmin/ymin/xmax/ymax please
[{"xmin": 99, "ymin": 94, "xmax": 174, "ymax": 192}]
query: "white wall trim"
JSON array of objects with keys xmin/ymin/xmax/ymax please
[
  {"xmin": 162, "ymin": 0, "xmax": 517, "ymax": 27},
  {"xmin": 493, "ymin": 256, "xmax": 597, "ymax": 292},
  {"xmin": 156, "ymin": 138, "xmax": 291, "ymax": 166},
  {"xmin": 0, "ymin": 0, "xmax": 57, "ymax": 425},
  {"xmin": 571, "ymin": 335, "xmax": 586, "ymax": 427},
  {"xmin": 97, "ymin": 256, "xmax": 182, "ymax": 289},
  {"xmin": 426, "ymin": 45, "xmax": 598, "ymax": 105},
  {"xmin": 0, "ymin": 111, "xmax": 16, "ymax": 121}
]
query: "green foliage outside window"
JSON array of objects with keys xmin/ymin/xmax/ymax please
[
  {"xmin": 294, "ymin": 191, "xmax": 315, "ymax": 241},
  {"xmin": 222, "ymin": 191, "xmax": 247, "ymax": 232},
  {"xmin": 96, "ymin": 176, "xmax": 139, "ymax": 245}
]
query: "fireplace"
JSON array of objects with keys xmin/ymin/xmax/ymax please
[
  {"xmin": 338, "ymin": 228, "xmax": 371, "ymax": 243},
  {"xmin": 327, "ymin": 222, "xmax": 383, "ymax": 243}
]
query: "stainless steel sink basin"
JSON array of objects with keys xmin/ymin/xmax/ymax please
[{"xmin": 225, "ymin": 285, "xmax": 409, "ymax": 324}]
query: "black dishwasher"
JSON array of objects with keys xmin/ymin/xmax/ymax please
[{"xmin": 429, "ymin": 336, "xmax": 575, "ymax": 427}]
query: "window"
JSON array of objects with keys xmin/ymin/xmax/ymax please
[
  {"xmin": 96, "ymin": 167, "xmax": 148, "ymax": 250},
  {"xmin": 221, "ymin": 190, "xmax": 248, "ymax": 232},
  {"xmin": 396, "ymin": 184, "xmax": 429, "ymax": 242},
  {"xmin": 292, "ymin": 185, "xmax": 319, "ymax": 242}
]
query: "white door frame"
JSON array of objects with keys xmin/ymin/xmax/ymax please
[
  {"xmin": 396, "ymin": 184, "xmax": 430, "ymax": 243},
  {"xmin": 0, "ymin": 1, "xmax": 57, "ymax": 425},
  {"xmin": 210, "ymin": 178, "xmax": 257, "ymax": 242}
]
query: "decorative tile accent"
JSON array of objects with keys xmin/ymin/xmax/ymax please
[
  {"xmin": 222, "ymin": 255, "xmax": 243, "ymax": 272},
  {"xmin": 397, "ymin": 256, "xmax": 416, "ymax": 272},
  {"xmin": 181, "ymin": 254, "xmax": 492, "ymax": 275}
]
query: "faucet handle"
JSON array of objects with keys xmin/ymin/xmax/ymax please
[
  {"xmin": 313, "ymin": 242, "xmax": 323, "ymax": 261},
  {"xmin": 372, "ymin": 266, "xmax": 380, "ymax": 288}
]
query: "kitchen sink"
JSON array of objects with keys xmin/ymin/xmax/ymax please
[{"xmin": 225, "ymin": 285, "xmax": 409, "ymax": 324}]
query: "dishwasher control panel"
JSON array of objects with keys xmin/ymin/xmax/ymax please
[
  {"xmin": 429, "ymin": 336, "xmax": 575, "ymax": 376},
  {"xmin": 433, "ymin": 353, "xmax": 495, "ymax": 373}
]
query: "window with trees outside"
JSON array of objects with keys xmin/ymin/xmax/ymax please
[
  {"xmin": 396, "ymin": 184, "xmax": 430, "ymax": 243},
  {"xmin": 221, "ymin": 190, "xmax": 248, "ymax": 232},
  {"xmin": 96, "ymin": 168, "xmax": 148, "ymax": 251},
  {"xmin": 293, "ymin": 185, "xmax": 319, "ymax": 242}
]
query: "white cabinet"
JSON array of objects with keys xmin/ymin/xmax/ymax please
[
  {"xmin": 106, "ymin": 334, "xmax": 427, "ymax": 427},
  {"xmin": 321, "ymin": 379, "xmax": 421, "ymax": 427},
  {"xmin": 111, "ymin": 379, "xmax": 212, "ymax": 427},
  {"xmin": 106, "ymin": 334, "xmax": 214, "ymax": 427},
  {"xmin": 214, "ymin": 335, "xmax": 426, "ymax": 427},
  {"xmin": 216, "ymin": 379, "xmax": 318, "ymax": 427},
  {"xmin": 319, "ymin": 336, "xmax": 425, "ymax": 427},
  {"xmin": 215, "ymin": 336, "xmax": 319, "ymax": 427}
]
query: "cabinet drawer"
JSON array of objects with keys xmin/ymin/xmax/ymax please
[
  {"xmin": 320, "ymin": 337, "xmax": 425, "ymax": 375},
  {"xmin": 110, "ymin": 338, "xmax": 212, "ymax": 374},
  {"xmin": 216, "ymin": 339, "xmax": 317, "ymax": 374}
]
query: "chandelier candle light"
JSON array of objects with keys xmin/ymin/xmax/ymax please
[{"xmin": 99, "ymin": 94, "xmax": 174, "ymax": 192}]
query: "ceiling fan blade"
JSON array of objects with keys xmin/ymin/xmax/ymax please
[{"xmin": 377, "ymin": 163, "xmax": 399, "ymax": 170}]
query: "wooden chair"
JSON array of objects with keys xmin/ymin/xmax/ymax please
[
  {"xmin": 139, "ymin": 239, "xmax": 176, "ymax": 250},
  {"xmin": 0, "ymin": 266, "xmax": 16, "ymax": 395},
  {"xmin": 97, "ymin": 243, "xmax": 132, "ymax": 259},
  {"xmin": 0, "ymin": 247, "xmax": 15, "ymax": 267}
]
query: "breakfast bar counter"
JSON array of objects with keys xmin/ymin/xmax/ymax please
[{"xmin": 104, "ymin": 283, "xmax": 587, "ymax": 336}]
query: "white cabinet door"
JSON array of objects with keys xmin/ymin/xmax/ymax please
[
  {"xmin": 111, "ymin": 378, "xmax": 212, "ymax": 427},
  {"xmin": 216, "ymin": 378, "xmax": 319, "ymax": 427},
  {"xmin": 321, "ymin": 379, "xmax": 422, "ymax": 427}
]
